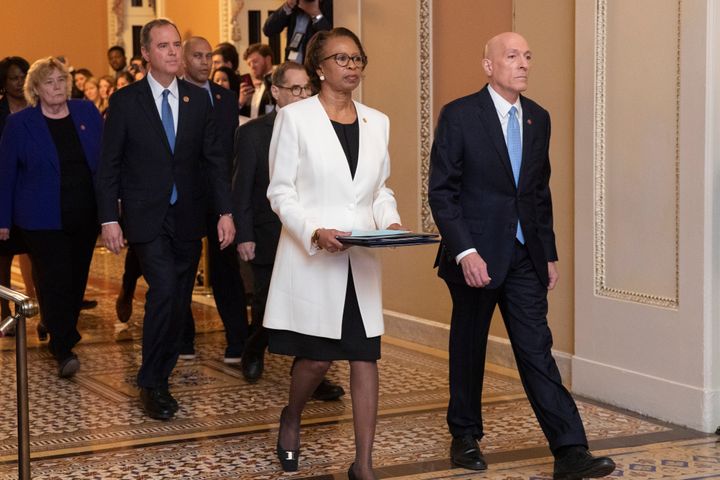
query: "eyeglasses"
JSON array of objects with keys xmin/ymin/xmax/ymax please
[
  {"xmin": 276, "ymin": 85, "xmax": 314, "ymax": 96},
  {"xmin": 322, "ymin": 53, "xmax": 367, "ymax": 68}
]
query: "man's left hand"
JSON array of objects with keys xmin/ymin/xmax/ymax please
[
  {"xmin": 217, "ymin": 216, "xmax": 236, "ymax": 250},
  {"xmin": 547, "ymin": 261, "xmax": 559, "ymax": 290}
]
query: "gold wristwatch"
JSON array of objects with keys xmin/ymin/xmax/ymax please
[{"xmin": 311, "ymin": 229, "xmax": 322, "ymax": 249}]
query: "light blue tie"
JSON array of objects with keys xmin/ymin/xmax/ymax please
[
  {"xmin": 507, "ymin": 106, "xmax": 524, "ymax": 244},
  {"xmin": 161, "ymin": 89, "xmax": 178, "ymax": 204}
]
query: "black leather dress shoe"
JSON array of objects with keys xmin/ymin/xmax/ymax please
[
  {"xmin": 115, "ymin": 289, "xmax": 132, "ymax": 323},
  {"xmin": 140, "ymin": 388, "xmax": 174, "ymax": 420},
  {"xmin": 80, "ymin": 299, "xmax": 98, "ymax": 310},
  {"xmin": 450, "ymin": 435, "xmax": 487, "ymax": 470},
  {"xmin": 553, "ymin": 446, "xmax": 616, "ymax": 479},
  {"xmin": 57, "ymin": 354, "xmax": 80, "ymax": 378},
  {"xmin": 157, "ymin": 387, "xmax": 179, "ymax": 413},
  {"xmin": 241, "ymin": 352, "xmax": 264, "ymax": 382},
  {"xmin": 311, "ymin": 378, "xmax": 345, "ymax": 401}
]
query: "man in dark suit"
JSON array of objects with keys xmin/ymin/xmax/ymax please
[
  {"xmin": 179, "ymin": 36, "xmax": 248, "ymax": 363},
  {"xmin": 97, "ymin": 19, "xmax": 235, "ymax": 420},
  {"xmin": 263, "ymin": 0, "xmax": 332, "ymax": 63},
  {"xmin": 428, "ymin": 32, "xmax": 615, "ymax": 479},
  {"xmin": 233, "ymin": 61, "xmax": 343, "ymax": 401}
]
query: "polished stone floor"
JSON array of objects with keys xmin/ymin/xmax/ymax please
[{"xmin": 0, "ymin": 247, "xmax": 714, "ymax": 479}]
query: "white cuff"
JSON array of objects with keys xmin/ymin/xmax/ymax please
[{"xmin": 455, "ymin": 248, "xmax": 477, "ymax": 264}]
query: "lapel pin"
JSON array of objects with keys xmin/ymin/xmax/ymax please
[
  {"xmin": 80, "ymin": 124, "xmax": 86, "ymax": 130},
  {"xmin": 215, "ymin": 94, "xmax": 221, "ymax": 100},
  {"xmin": 362, "ymin": 117, "xmax": 367, "ymax": 123},
  {"xmin": 527, "ymin": 118, "xmax": 532, "ymax": 125},
  {"xmin": 183, "ymin": 96, "xmax": 190, "ymax": 103}
]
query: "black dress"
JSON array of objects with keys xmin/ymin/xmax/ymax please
[{"xmin": 268, "ymin": 118, "xmax": 381, "ymax": 361}]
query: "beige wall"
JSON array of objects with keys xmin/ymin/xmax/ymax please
[
  {"xmin": 359, "ymin": 0, "xmax": 449, "ymax": 323},
  {"xmin": 433, "ymin": 0, "xmax": 512, "ymax": 115},
  {"xmin": 165, "ymin": 0, "xmax": 220, "ymax": 46},
  {"xmin": 1, "ymin": 1, "xmax": 109, "ymax": 77},
  {"xmin": 572, "ymin": 0, "xmax": 720, "ymax": 431}
]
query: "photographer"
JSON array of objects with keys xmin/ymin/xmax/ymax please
[{"xmin": 263, "ymin": 0, "xmax": 332, "ymax": 63}]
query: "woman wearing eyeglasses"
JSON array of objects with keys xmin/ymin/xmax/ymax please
[{"xmin": 264, "ymin": 28, "xmax": 402, "ymax": 479}]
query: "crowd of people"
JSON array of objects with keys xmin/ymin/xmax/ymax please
[{"xmin": 0, "ymin": 1, "xmax": 618, "ymax": 478}]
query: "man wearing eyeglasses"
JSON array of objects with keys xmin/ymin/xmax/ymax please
[{"xmin": 232, "ymin": 61, "xmax": 345, "ymax": 401}]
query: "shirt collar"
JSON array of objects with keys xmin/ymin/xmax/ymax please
[
  {"xmin": 147, "ymin": 71, "xmax": 179, "ymax": 99},
  {"xmin": 487, "ymin": 84, "xmax": 522, "ymax": 118}
]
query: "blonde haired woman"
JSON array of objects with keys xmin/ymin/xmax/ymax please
[{"xmin": 0, "ymin": 57, "xmax": 103, "ymax": 377}]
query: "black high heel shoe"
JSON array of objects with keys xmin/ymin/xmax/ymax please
[
  {"xmin": 276, "ymin": 407, "xmax": 300, "ymax": 472},
  {"xmin": 348, "ymin": 463, "xmax": 358, "ymax": 480}
]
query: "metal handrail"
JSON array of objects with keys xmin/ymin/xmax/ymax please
[{"xmin": 0, "ymin": 284, "xmax": 39, "ymax": 480}]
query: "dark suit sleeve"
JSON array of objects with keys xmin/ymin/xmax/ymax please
[
  {"xmin": 535, "ymin": 114, "xmax": 558, "ymax": 262},
  {"xmin": 201, "ymin": 100, "xmax": 233, "ymax": 216},
  {"xmin": 96, "ymin": 93, "xmax": 126, "ymax": 223},
  {"xmin": 428, "ymin": 105, "xmax": 474, "ymax": 258},
  {"xmin": 263, "ymin": 5, "xmax": 292, "ymax": 36},
  {"xmin": 309, "ymin": 7, "xmax": 332, "ymax": 33},
  {"xmin": 232, "ymin": 124, "xmax": 258, "ymax": 243}
]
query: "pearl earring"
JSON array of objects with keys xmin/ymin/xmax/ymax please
[{"xmin": 319, "ymin": 74, "xmax": 325, "ymax": 81}]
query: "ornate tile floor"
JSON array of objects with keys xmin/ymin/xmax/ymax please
[{"xmin": 0, "ymin": 248, "xmax": 712, "ymax": 479}]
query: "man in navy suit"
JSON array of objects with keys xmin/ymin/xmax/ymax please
[
  {"xmin": 429, "ymin": 32, "xmax": 615, "ymax": 479},
  {"xmin": 96, "ymin": 19, "xmax": 235, "ymax": 420},
  {"xmin": 179, "ymin": 36, "xmax": 248, "ymax": 364}
]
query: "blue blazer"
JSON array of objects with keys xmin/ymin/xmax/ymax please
[{"xmin": 0, "ymin": 100, "xmax": 103, "ymax": 230}]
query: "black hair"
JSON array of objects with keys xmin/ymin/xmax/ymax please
[
  {"xmin": 0, "ymin": 56, "xmax": 30, "ymax": 93},
  {"xmin": 213, "ymin": 66, "xmax": 240, "ymax": 95}
]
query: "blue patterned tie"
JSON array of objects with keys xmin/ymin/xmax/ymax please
[
  {"xmin": 507, "ymin": 106, "xmax": 524, "ymax": 244},
  {"xmin": 161, "ymin": 89, "xmax": 178, "ymax": 204}
]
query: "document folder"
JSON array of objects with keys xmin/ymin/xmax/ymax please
[{"xmin": 336, "ymin": 230, "xmax": 440, "ymax": 248}]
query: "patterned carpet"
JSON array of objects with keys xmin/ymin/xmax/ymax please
[{"xmin": 0, "ymin": 248, "xmax": 712, "ymax": 479}]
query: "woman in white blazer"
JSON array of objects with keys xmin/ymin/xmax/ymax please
[{"xmin": 265, "ymin": 28, "xmax": 402, "ymax": 480}]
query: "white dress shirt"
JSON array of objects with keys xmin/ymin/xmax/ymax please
[{"xmin": 146, "ymin": 71, "xmax": 179, "ymax": 133}]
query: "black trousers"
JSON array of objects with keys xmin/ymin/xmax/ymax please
[
  {"xmin": 22, "ymin": 224, "xmax": 97, "ymax": 361},
  {"xmin": 132, "ymin": 209, "xmax": 201, "ymax": 389},
  {"xmin": 121, "ymin": 245, "xmax": 142, "ymax": 295},
  {"xmin": 180, "ymin": 213, "xmax": 248, "ymax": 355},
  {"xmin": 445, "ymin": 241, "xmax": 587, "ymax": 453},
  {"xmin": 243, "ymin": 262, "xmax": 273, "ymax": 357}
]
